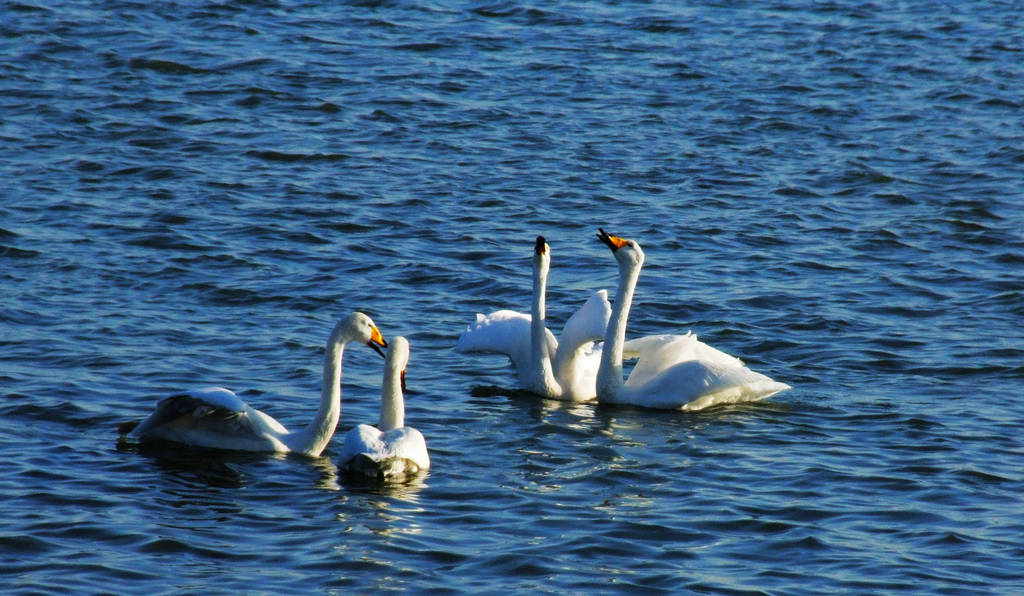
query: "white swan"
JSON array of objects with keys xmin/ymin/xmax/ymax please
[
  {"xmin": 125, "ymin": 312, "xmax": 388, "ymax": 456},
  {"xmin": 595, "ymin": 228, "xmax": 791, "ymax": 410},
  {"xmin": 456, "ymin": 236, "xmax": 611, "ymax": 401},
  {"xmin": 339, "ymin": 336, "xmax": 429, "ymax": 480}
]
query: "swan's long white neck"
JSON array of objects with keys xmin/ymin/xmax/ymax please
[
  {"xmin": 529, "ymin": 250, "xmax": 561, "ymax": 396},
  {"xmin": 286, "ymin": 323, "xmax": 348, "ymax": 455},
  {"xmin": 379, "ymin": 359, "xmax": 404, "ymax": 432},
  {"xmin": 597, "ymin": 252, "xmax": 643, "ymax": 398}
]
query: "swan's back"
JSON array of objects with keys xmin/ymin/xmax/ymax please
[
  {"xmin": 127, "ymin": 388, "xmax": 289, "ymax": 451},
  {"xmin": 340, "ymin": 424, "xmax": 429, "ymax": 480}
]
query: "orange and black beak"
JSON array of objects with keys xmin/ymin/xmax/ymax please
[
  {"xmin": 535, "ymin": 235, "xmax": 547, "ymax": 255},
  {"xmin": 368, "ymin": 326, "xmax": 387, "ymax": 358},
  {"xmin": 597, "ymin": 228, "xmax": 628, "ymax": 251},
  {"xmin": 400, "ymin": 369, "xmax": 407, "ymax": 393}
]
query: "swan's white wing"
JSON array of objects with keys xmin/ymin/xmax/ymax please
[
  {"xmin": 455, "ymin": 310, "xmax": 556, "ymax": 373},
  {"xmin": 622, "ymin": 334, "xmax": 702, "ymax": 387},
  {"xmin": 620, "ymin": 334, "xmax": 697, "ymax": 361},
  {"xmin": 546, "ymin": 291, "xmax": 610, "ymax": 401},
  {"xmin": 557, "ymin": 290, "xmax": 611, "ymax": 353},
  {"xmin": 623, "ymin": 333, "xmax": 746, "ymax": 382},
  {"xmin": 680, "ymin": 365, "xmax": 790, "ymax": 410},
  {"xmin": 621, "ymin": 334, "xmax": 790, "ymax": 410}
]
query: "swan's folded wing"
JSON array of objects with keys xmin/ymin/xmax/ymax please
[
  {"xmin": 128, "ymin": 389, "xmax": 265, "ymax": 441},
  {"xmin": 621, "ymin": 333, "xmax": 744, "ymax": 366},
  {"xmin": 621, "ymin": 334, "xmax": 684, "ymax": 360},
  {"xmin": 623, "ymin": 334, "xmax": 702, "ymax": 389},
  {"xmin": 622, "ymin": 357, "xmax": 790, "ymax": 410},
  {"xmin": 455, "ymin": 309, "xmax": 555, "ymax": 371},
  {"xmin": 682, "ymin": 364, "xmax": 791, "ymax": 410},
  {"xmin": 557, "ymin": 290, "xmax": 611, "ymax": 354},
  {"xmin": 623, "ymin": 333, "xmax": 747, "ymax": 389},
  {"xmin": 622, "ymin": 336, "xmax": 791, "ymax": 410}
]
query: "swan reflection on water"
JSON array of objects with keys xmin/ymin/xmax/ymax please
[
  {"xmin": 335, "ymin": 474, "xmax": 429, "ymax": 540},
  {"xmin": 117, "ymin": 437, "xmax": 343, "ymax": 491}
]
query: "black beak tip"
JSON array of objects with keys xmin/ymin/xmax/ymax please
[{"xmin": 370, "ymin": 341, "xmax": 386, "ymax": 358}]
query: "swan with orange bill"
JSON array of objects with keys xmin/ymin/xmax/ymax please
[
  {"xmin": 594, "ymin": 228, "xmax": 791, "ymax": 410},
  {"xmin": 123, "ymin": 311, "xmax": 387, "ymax": 456}
]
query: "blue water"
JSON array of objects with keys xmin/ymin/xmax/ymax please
[{"xmin": 3, "ymin": 1, "xmax": 1024, "ymax": 593}]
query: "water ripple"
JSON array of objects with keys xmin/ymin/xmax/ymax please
[{"xmin": 2, "ymin": 0, "xmax": 1024, "ymax": 593}]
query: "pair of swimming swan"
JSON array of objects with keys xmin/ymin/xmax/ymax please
[
  {"xmin": 457, "ymin": 229, "xmax": 790, "ymax": 409},
  {"xmin": 127, "ymin": 313, "xmax": 429, "ymax": 479},
  {"xmin": 455, "ymin": 236, "xmax": 612, "ymax": 401}
]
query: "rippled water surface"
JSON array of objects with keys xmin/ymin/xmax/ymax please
[{"xmin": 3, "ymin": 1, "xmax": 1024, "ymax": 593}]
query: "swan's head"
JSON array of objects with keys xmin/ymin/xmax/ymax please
[
  {"xmin": 597, "ymin": 228, "xmax": 644, "ymax": 268},
  {"xmin": 386, "ymin": 336, "xmax": 411, "ymax": 392},
  {"xmin": 346, "ymin": 312, "xmax": 388, "ymax": 358},
  {"xmin": 533, "ymin": 235, "xmax": 551, "ymax": 271}
]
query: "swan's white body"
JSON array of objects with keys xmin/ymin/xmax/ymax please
[
  {"xmin": 455, "ymin": 237, "xmax": 611, "ymax": 401},
  {"xmin": 339, "ymin": 337, "xmax": 430, "ymax": 479},
  {"xmin": 595, "ymin": 229, "xmax": 791, "ymax": 410},
  {"xmin": 126, "ymin": 312, "xmax": 387, "ymax": 456}
]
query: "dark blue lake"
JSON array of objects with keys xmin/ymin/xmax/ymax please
[{"xmin": 3, "ymin": 1, "xmax": 1023, "ymax": 593}]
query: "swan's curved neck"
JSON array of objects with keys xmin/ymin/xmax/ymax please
[
  {"xmin": 597, "ymin": 257, "xmax": 642, "ymax": 398},
  {"xmin": 379, "ymin": 365, "xmax": 404, "ymax": 431},
  {"xmin": 287, "ymin": 326, "xmax": 347, "ymax": 455},
  {"xmin": 529, "ymin": 256, "xmax": 560, "ymax": 395}
]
